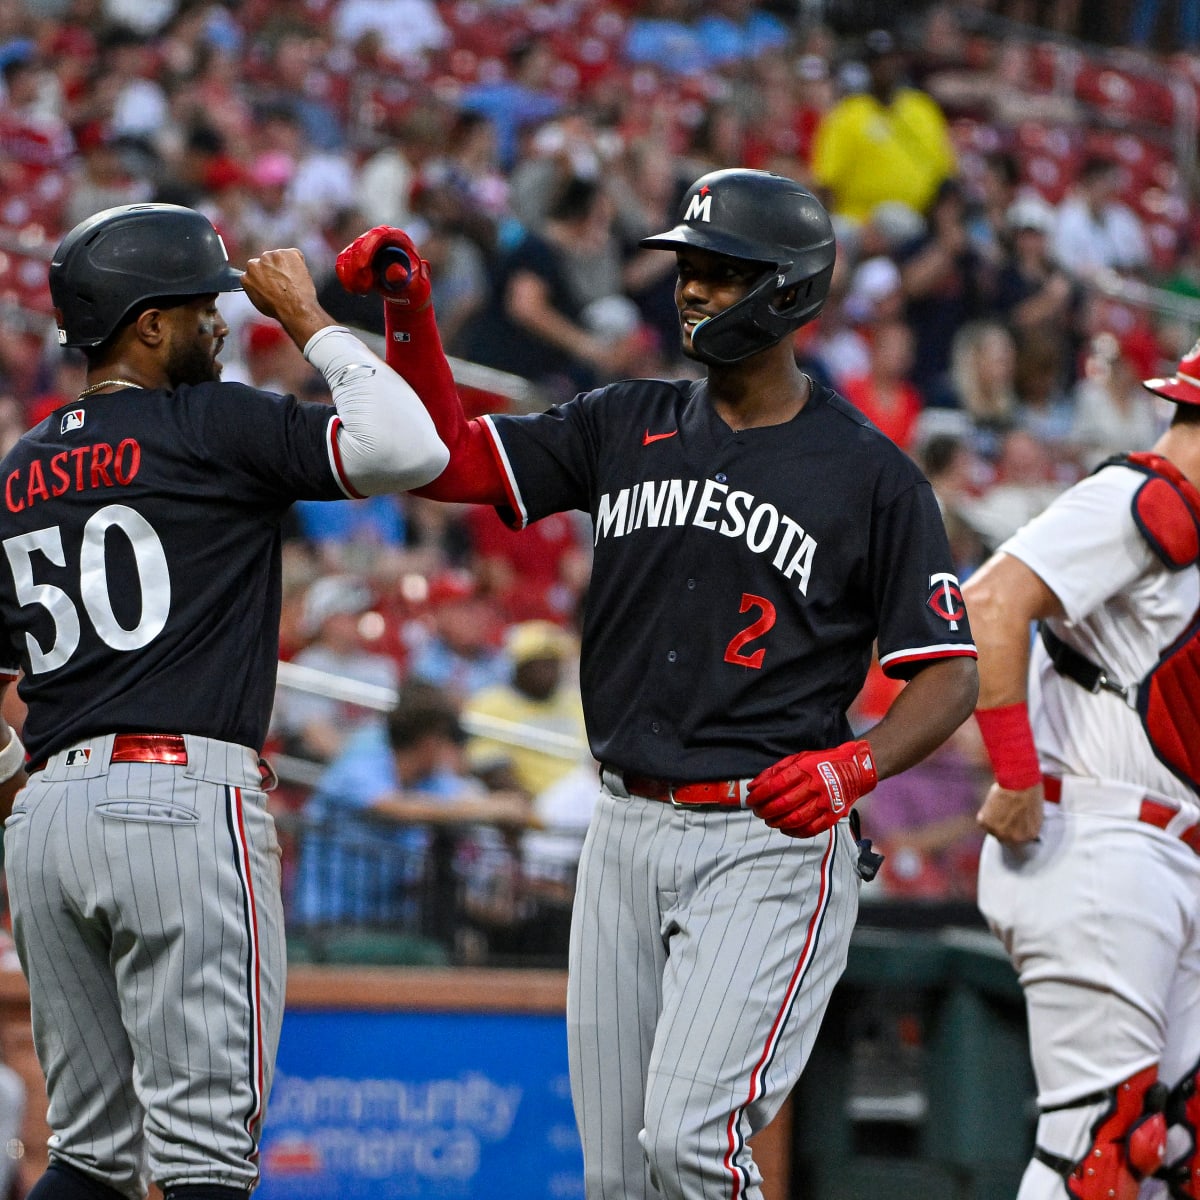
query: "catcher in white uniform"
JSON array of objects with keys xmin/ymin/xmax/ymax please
[{"xmin": 963, "ymin": 343, "xmax": 1200, "ymax": 1200}]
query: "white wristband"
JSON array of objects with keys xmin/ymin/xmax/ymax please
[{"xmin": 0, "ymin": 731, "xmax": 25, "ymax": 782}]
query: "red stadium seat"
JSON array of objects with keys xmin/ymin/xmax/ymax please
[{"xmin": 1074, "ymin": 63, "xmax": 1175, "ymax": 127}]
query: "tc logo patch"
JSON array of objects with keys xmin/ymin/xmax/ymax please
[
  {"xmin": 64, "ymin": 747, "xmax": 92, "ymax": 766},
  {"xmin": 60, "ymin": 409, "xmax": 85, "ymax": 434},
  {"xmin": 927, "ymin": 572, "xmax": 965, "ymax": 630}
]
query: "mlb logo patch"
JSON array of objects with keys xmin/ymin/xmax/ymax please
[
  {"xmin": 64, "ymin": 748, "xmax": 92, "ymax": 766},
  {"xmin": 60, "ymin": 409, "xmax": 85, "ymax": 434}
]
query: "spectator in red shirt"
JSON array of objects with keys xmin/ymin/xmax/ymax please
[
  {"xmin": 465, "ymin": 505, "xmax": 590, "ymax": 625},
  {"xmin": 841, "ymin": 317, "xmax": 924, "ymax": 452}
]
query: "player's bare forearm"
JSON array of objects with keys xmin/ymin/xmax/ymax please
[
  {"xmin": 962, "ymin": 551, "xmax": 1064, "ymax": 706},
  {"xmin": 863, "ymin": 656, "xmax": 979, "ymax": 781}
]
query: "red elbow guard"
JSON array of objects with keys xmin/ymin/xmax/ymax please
[{"xmin": 383, "ymin": 303, "xmax": 508, "ymax": 506}]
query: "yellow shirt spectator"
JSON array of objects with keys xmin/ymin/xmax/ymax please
[
  {"xmin": 812, "ymin": 89, "xmax": 956, "ymax": 224},
  {"xmin": 464, "ymin": 621, "xmax": 588, "ymax": 799}
]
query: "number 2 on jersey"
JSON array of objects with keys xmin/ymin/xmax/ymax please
[{"xmin": 724, "ymin": 593, "xmax": 776, "ymax": 669}]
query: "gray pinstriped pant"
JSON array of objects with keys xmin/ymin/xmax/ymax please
[
  {"xmin": 567, "ymin": 783, "xmax": 861, "ymax": 1200},
  {"xmin": 4, "ymin": 734, "xmax": 285, "ymax": 1199}
]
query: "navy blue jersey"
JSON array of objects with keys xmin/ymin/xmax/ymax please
[
  {"xmin": 0, "ymin": 383, "xmax": 351, "ymax": 762},
  {"xmin": 483, "ymin": 377, "xmax": 976, "ymax": 780}
]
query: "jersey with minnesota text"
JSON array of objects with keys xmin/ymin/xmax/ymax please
[
  {"xmin": 0, "ymin": 382, "xmax": 354, "ymax": 762},
  {"xmin": 484, "ymin": 377, "xmax": 976, "ymax": 780}
]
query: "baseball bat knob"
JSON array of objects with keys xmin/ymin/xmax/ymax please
[{"xmin": 372, "ymin": 246, "xmax": 413, "ymax": 293}]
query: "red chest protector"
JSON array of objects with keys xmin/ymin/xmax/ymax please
[
  {"xmin": 1041, "ymin": 453, "xmax": 1200, "ymax": 792},
  {"xmin": 1112, "ymin": 452, "xmax": 1200, "ymax": 792}
]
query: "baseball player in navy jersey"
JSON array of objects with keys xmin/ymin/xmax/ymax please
[
  {"xmin": 964, "ymin": 343, "xmax": 1200, "ymax": 1200},
  {"xmin": 335, "ymin": 167, "xmax": 979, "ymax": 1199},
  {"xmin": 0, "ymin": 203, "xmax": 448, "ymax": 1200}
]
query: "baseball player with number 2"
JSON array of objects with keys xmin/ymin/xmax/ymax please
[
  {"xmin": 0, "ymin": 203, "xmax": 448, "ymax": 1200},
  {"xmin": 965, "ymin": 345, "xmax": 1200, "ymax": 1200},
  {"xmin": 337, "ymin": 168, "xmax": 979, "ymax": 1199}
]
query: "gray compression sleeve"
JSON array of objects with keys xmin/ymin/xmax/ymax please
[{"xmin": 303, "ymin": 325, "xmax": 449, "ymax": 495}]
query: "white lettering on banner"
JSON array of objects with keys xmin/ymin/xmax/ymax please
[
  {"xmin": 265, "ymin": 1071, "xmax": 532, "ymax": 1186},
  {"xmin": 270, "ymin": 1070, "xmax": 522, "ymax": 1138},
  {"xmin": 304, "ymin": 1126, "xmax": 479, "ymax": 1180},
  {"xmin": 595, "ymin": 478, "xmax": 819, "ymax": 595}
]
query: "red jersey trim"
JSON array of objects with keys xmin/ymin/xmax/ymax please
[
  {"xmin": 480, "ymin": 415, "xmax": 528, "ymax": 528},
  {"xmin": 326, "ymin": 415, "xmax": 365, "ymax": 500},
  {"xmin": 880, "ymin": 644, "xmax": 978, "ymax": 677}
]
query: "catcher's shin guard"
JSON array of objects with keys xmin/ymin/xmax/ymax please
[
  {"xmin": 1032, "ymin": 1065, "xmax": 1169, "ymax": 1200},
  {"xmin": 1164, "ymin": 1056, "xmax": 1200, "ymax": 1199}
]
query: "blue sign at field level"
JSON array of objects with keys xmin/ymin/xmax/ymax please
[{"xmin": 257, "ymin": 1009, "xmax": 584, "ymax": 1199}]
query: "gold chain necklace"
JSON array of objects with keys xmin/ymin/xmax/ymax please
[{"xmin": 77, "ymin": 379, "xmax": 145, "ymax": 399}]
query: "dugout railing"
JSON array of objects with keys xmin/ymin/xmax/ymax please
[{"xmin": 277, "ymin": 805, "xmax": 579, "ymax": 969}]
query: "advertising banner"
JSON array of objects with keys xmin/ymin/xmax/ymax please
[{"xmin": 257, "ymin": 1009, "xmax": 583, "ymax": 1199}]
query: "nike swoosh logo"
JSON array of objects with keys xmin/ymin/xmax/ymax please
[{"xmin": 643, "ymin": 429, "xmax": 678, "ymax": 445}]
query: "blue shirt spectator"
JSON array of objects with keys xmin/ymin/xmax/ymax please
[
  {"xmin": 293, "ymin": 494, "xmax": 408, "ymax": 552},
  {"xmin": 460, "ymin": 39, "xmax": 563, "ymax": 171},
  {"xmin": 622, "ymin": 0, "xmax": 710, "ymax": 75},
  {"xmin": 694, "ymin": 1, "xmax": 790, "ymax": 66},
  {"xmin": 291, "ymin": 686, "xmax": 481, "ymax": 926}
]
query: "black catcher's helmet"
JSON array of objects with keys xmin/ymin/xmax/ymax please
[
  {"xmin": 640, "ymin": 168, "xmax": 836, "ymax": 365},
  {"xmin": 49, "ymin": 203, "xmax": 244, "ymax": 349}
]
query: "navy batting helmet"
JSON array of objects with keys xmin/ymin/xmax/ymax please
[
  {"xmin": 640, "ymin": 169, "xmax": 836, "ymax": 365},
  {"xmin": 49, "ymin": 203, "xmax": 244, "ymax": 349}
]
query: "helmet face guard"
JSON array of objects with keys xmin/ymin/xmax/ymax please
[
  {"xmin": 688, "ymin": 257, "xmax": 836, "ymax": 366},
  {"xmin": 50, "ymin": 203, "xmax": 244, "ymax": 349},
  {"xmin": 640, "ymin": 169, "xmax": 837, "ymax": 366}
]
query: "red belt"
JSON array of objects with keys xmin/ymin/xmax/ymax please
[
  {"xmin": 1043, "ymin": 774, "xmax": 1200, "ymax": 856},
  {"xmin": 28, "ymin": 733, "xmax": 189, "ymax": 774},
  {"xmin": 610, "ymin": 770, "xmax": 749, "ymax": 808},
  {"xmin": 110, "ymin": 733, "xmax": 188, "ymax": 765},
  {"xmin": 27, "ymin": 734, "xmax": 276, "ymax": 789}
]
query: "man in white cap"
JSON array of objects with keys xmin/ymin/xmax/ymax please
[{"xmin": 961, "ymin": 341, "xmax": 1200, "ymax": 1200}]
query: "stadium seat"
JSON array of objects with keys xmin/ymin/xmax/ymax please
[{"xmin": 1074, "ymin": 62, "xmax": 1175, "ymax": 127}]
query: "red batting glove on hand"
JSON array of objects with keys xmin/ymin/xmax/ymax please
[
  {"xmin": 335, "ymin": 226, "xmax": 432, "ymax": 311},
  {"xmin": 747, "ymin": 740, "xmax": 878, "ymax": 838}
]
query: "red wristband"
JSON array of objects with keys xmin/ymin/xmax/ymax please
[{"xmin": 975, "ymin": 702, "xmax": 1042, "ymax": 790}]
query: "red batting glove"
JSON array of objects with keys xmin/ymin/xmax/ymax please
[
  {"xmin": 335, "ymin": 226, "xmax": 432, "ymax": 311},
  {"xmin": 747, "ymin": 740, "xmax": 878, "ymax": 838}
]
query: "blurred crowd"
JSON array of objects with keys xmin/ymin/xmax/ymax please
[{"xmin": 1, "ymin": 0, "xmax": 1199, "ymax": 946}]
